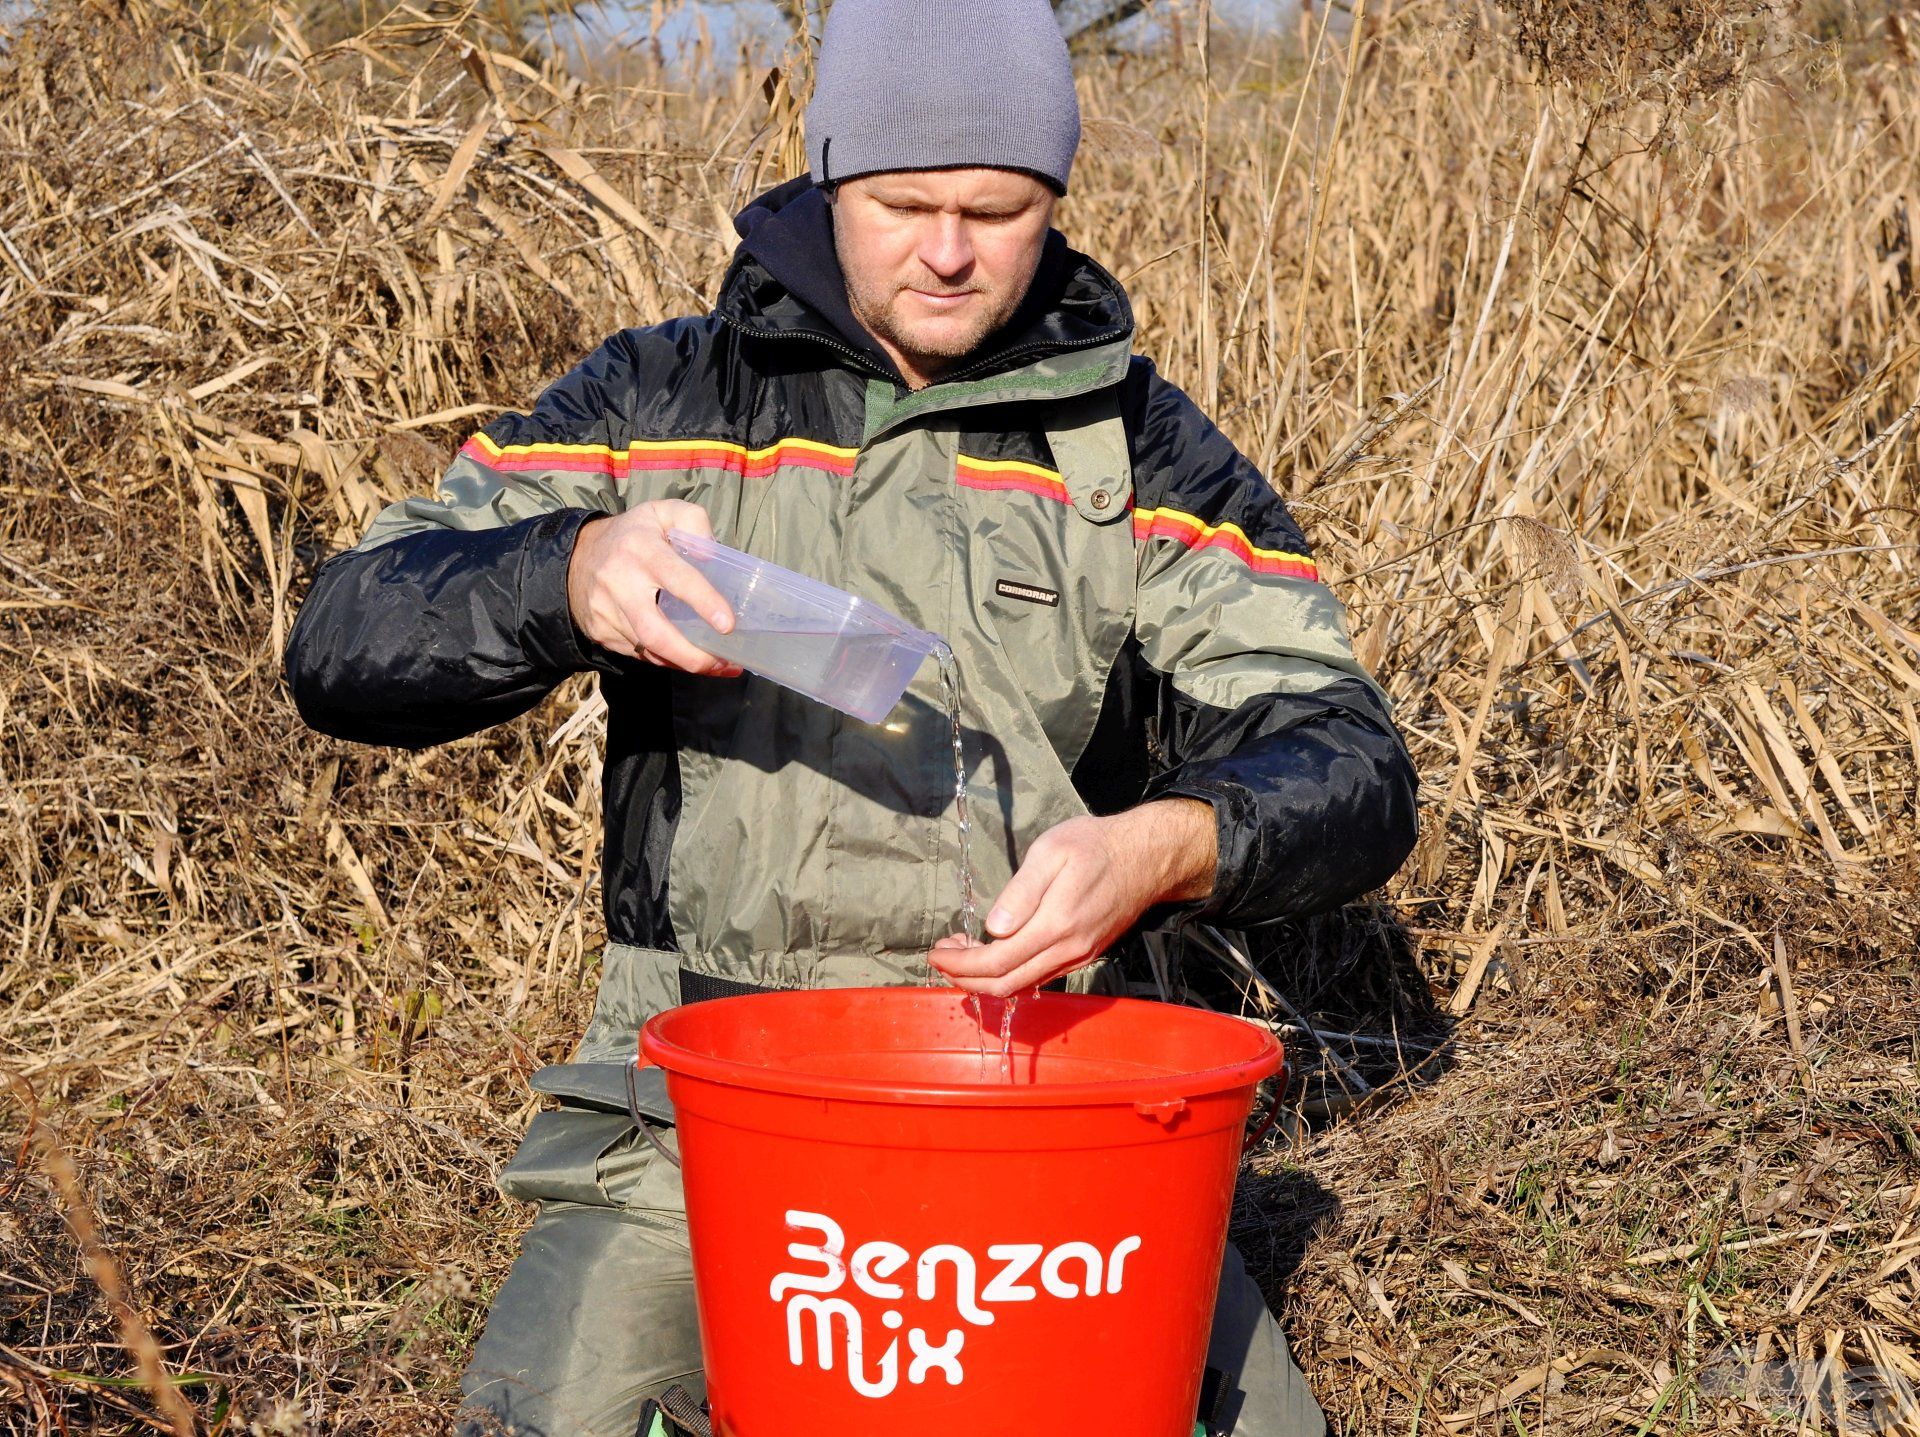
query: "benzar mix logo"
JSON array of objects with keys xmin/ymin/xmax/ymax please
[{"xmin": 771, "ymin": 1210, "xmax": 1145, "ymax": 1399}]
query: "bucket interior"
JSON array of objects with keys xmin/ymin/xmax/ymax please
[{"xmin": 642, "ymin": 987, "xmax": 1281, "ymax": 1105}]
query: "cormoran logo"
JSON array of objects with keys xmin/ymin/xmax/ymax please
[{"xmin": 994, "ymin": 578, "xmax": 1061, "ymax": 608}]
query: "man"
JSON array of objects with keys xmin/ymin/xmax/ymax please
[{"xmin": 285, "ymin": 1, "xmax": 1417, "ymax": 1432}]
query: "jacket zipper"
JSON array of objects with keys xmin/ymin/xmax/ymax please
[{"xmin": 717, "ymin": 312, "xmax": 893, "ymax": 381}]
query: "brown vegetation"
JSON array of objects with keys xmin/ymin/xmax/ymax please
[{"xmin": 1, "ymin": 0, "xmax": 1915, "ymax": 1432}]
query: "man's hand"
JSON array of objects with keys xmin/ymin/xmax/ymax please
[
  {"xmin": 567, "ymin": 500, "xmax": 742, "ymax": 675},
  {"xmin": 929, "ymin": 798, "xmax": 1217, "ymax": 998}
]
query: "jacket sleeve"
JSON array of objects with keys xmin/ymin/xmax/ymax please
[
  {"xmin": 1125, "ymin": 359, "xmax": 1419, "ymax": 926},
  {"xmin": 284, "ymin": 327, "xmax": 662, "ymax": 749}
]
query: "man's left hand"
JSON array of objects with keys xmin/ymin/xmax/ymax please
[{"xmin": 929, "ymin": 799, "xmax": 1217, "ymax": 998}]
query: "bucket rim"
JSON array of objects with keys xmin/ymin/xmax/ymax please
[{"xmin": 638, "ymin": 988, "xmax": 1284, "ymax": 1108}]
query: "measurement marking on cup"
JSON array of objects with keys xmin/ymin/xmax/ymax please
[{"xmin": 774, "ymin": 1210, "xmax": 1142, "ymax": 1399}]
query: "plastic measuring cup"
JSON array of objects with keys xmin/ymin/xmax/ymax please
[{"xmin": 658, "ymin": 530, "xmax": 945, "ymax": 724}]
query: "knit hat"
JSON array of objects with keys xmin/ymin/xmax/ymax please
[{"xmin": 804, "ymin": 0, "xmax": 1082, "ymax": 195}]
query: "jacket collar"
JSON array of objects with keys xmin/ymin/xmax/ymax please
[{"xmin": 714, "ymin": 176, "xmax": 1135, "ymax": 392}]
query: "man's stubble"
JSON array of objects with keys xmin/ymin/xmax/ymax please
[{"xmin": 837, "ymin": 242, "xmax": 1042, "ymax": 379}]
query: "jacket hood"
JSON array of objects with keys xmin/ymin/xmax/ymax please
[{"xmin": 717, "ymin": 175, "xmax": 1133, "ymax": 386}]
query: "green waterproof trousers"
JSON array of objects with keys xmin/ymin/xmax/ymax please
[
  {"xmin": 435, "ymin": 374, "xmax": 1340, "ymax": 1437},
  {"xmin": 457, "ymin": 1114, "xmax": 1327, "ymax": 1437}
]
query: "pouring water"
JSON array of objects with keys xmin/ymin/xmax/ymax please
[{"xmin": 934, "ymin": 642, "xmax": 1019, "ymax": 1080}]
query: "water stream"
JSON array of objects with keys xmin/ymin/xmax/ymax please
[
  {"xmin": 935, "ymin": 645, "xmax": 977, "ymax": 946},
  {"xmin": 934, "ymin": 644, "xmax": 1016, "ymax": 1080}
]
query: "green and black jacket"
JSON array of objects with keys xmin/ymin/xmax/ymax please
[{"xmin": 286, "ymin": 177, "xmax": 1416, "ymax": 1016}]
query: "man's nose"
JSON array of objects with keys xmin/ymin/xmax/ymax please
[{"xmin": 917, "ymin": 215, "xmax": 974, "ymax": 281}]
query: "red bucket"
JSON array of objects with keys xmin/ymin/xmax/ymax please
[{"xmin": 639, "ymin": 988, "xmax": 1283, "ymax": 1437}]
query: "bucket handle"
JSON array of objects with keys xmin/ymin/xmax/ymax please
[
  {"xmin": 626, "ymin": 1055, "xmax": 682, "ymax": 1170},
  {"xmin": 1244, "ymin": 1078, "xmax": 1284, "ymax": 1155}
]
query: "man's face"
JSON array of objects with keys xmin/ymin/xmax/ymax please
[{"xmin": 831, "ymin": 168, "xmax": 1056, "ymax": 387}]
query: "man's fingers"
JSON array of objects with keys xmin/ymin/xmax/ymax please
[
  {"xmin": 569, "ymin": 501, "xmax": 731, "ymax": 660},
  {"xmin": 650, "ymin": 546, "xmax": 735, "ymax": 634},
  {"xmin": 984, "ymin": 839, "xmax": 1069, "ymax": 939},
  {"xmin": 631, "ymin": 604, "xmax": 738, "ymax": 675},
  {"xmin": 935, "ymin": 942, "xmax": 1078, "ymax": 999},
  {"xmin": 935, "ymin": 844, "xmax": 1074, "ymax": 978},
  {"xmin": 928, "ymin": 918, "xmax": 1060, "ymax": 982},
  {"xmin": 930, "ymin": 941, "xmax": 1011, "ymax": 978},
  {"xmin": 988, "ymin": 950, "xmax": 1074, "ymax": 998},
  {"xmin": 580, "ymin": 594, "xmax": 645, "ymax": 661},
  {"xmin": 656, "ymin": 502, "xmax": 716, "ymax": 539},
  {"xmin": 638, "ymin": 647, "xmax": 742, "ymax": 678}
]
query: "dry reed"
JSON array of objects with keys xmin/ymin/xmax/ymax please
[{"xmin": 0, "ymin": 0, "xmax": 1916, "ymax": 1432}]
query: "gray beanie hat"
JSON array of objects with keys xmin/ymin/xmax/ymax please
[{"xmin": 805, "ymin": 0, "xmax": 1081, "ymax": 194}]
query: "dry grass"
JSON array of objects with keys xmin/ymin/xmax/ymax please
[{"xmin": 1, "ymin": 0, "xmax": 1916, "ymax": 1432}]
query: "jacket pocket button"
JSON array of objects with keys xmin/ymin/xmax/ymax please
[{"xmin": 1090, "ymin": 488, "xmax": 1112, "ymax": 510}]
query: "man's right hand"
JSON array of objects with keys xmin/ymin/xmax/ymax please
[{"xmin": 566, "ymin": 500, "xmax": 742, "ymax": 676}]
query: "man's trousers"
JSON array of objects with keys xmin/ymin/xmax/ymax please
[{"xmin": 456, "ymin": 1110, "xmax": 1328, "ymax": 1437}]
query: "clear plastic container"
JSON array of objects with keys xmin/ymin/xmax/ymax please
[{"xmin": 658, "ymin": 530, "xmax": 945, "ymax": 724}]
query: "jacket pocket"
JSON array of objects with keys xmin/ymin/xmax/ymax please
[
  {"xmin": 497, "ymin": 1062, "xmax": 686, "ymax": 1218},
  {"xmin": 497, "ymin": 1105, "xmax": 636, "ymax": 1207}
]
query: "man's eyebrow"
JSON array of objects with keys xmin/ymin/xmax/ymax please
[
  {"xmin": 875, "ymin": 197, "xmax": 1044, "ymax": 217},
  {"xmin": 865, "ymin": 190, "xmax": 1039, "ymax": 213}
]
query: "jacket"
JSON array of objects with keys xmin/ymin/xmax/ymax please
[{"xmin": 284, "ymin": 177, "xmax": 1417, "ymax": 1011}]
